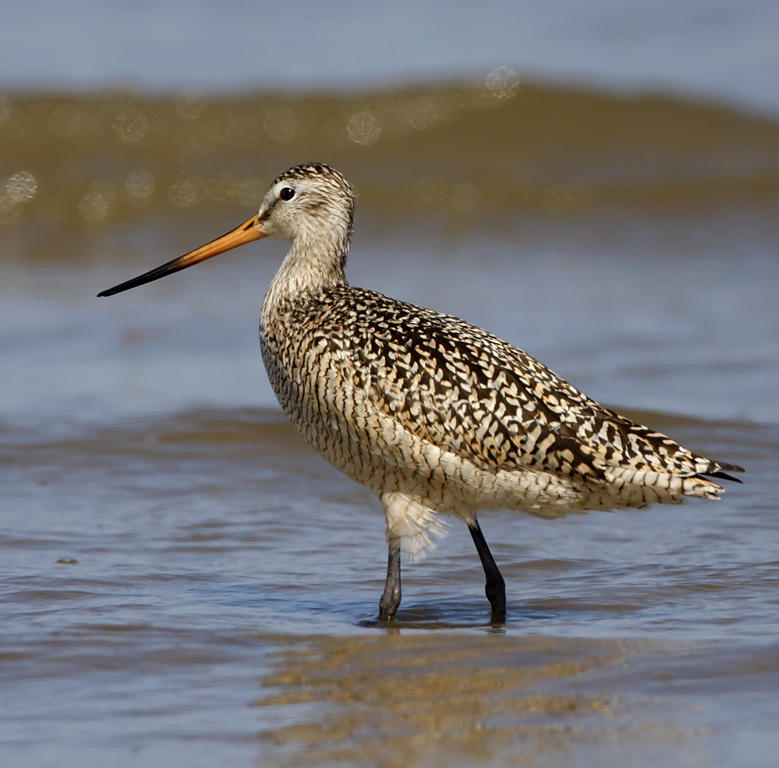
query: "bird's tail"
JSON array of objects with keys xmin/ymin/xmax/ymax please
[{"xmin": 603, "ymin": 457, "xmax": 744, "ymax": 505}]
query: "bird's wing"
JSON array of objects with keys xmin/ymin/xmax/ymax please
[{"xmin": 338, "ymin": 292, "xmax": 726, "ymax": 483}]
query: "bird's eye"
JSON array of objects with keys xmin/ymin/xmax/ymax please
[{"xmin": 279, "ymin": 187, "xmax": 296, "ymax": 201}]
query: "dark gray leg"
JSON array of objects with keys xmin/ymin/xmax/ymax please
[
  {"xmin": 378, "ymin": 537, "xmax": 401, "ymax": 621},
  {"xmin": 468, "ymin": 520, "xmax": 506, "ymax": 623}
]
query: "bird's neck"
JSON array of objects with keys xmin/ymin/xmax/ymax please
[{"xmin": 261, "ymin": 233, "xmax": 348, "ymax": 318}]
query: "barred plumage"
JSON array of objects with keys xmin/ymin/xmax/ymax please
[
  {"xmin": 262, "ymin": 285, "xmax": 738, "ymax": 513},
  {"xmin": 99, "ymin": 161, "xmax": 743, "ymax": 623}
]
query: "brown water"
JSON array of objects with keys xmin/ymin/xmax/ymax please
[{"xmin": 1, "ymin": 82, "xmax": 778, "ymax": 767}]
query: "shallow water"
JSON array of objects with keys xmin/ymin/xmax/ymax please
[
  {"xmin": 1, "ymin": 75, "xmax": 779, "ymax": 767},
  {"xmin": 3, "ymin": 222, "xmax": 778, "ymax": 766},
  {"xmin": 1, "ymin": 404, "xmax": 777, "ymax": 767}
]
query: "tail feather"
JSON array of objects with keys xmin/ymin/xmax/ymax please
[
  {"xmin": 684, "ymin": 457, "xmax": 745, "ymax": 498},
  {"xmin": 705, "ymin": 470, "xmax": 743, "ymax": 484},
  {"xmin": 699, "ymin": 458, "xmax": 745, "ymax": 485}
]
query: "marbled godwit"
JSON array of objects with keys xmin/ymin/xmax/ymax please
[{"xmin": 98, "ymin": 162, "xmax": 743, "ymax": 623}]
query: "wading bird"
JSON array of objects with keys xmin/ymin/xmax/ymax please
[{"xmin": 99, "ymin": 162, "xmax": 742, "ymax": 623}]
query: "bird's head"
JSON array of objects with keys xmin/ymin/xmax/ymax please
[{"xmin": 97, "ymin": 162, "xmax": 354, "ymax": 298}]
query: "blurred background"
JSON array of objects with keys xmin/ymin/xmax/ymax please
[
  {"xmin": 1, "ymin": 3, "xmax": 778, "ymax": 767},
  {"xmin": 1, "ymin": 0, "xmax": 777, "ymax": 424}
]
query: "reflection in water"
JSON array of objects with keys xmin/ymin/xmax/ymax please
[{"xmin": 255, "ymin": 633, "xmax": 690, "ymax": 767}]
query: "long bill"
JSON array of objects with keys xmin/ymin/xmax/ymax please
[{"xmin": 97, "ymin": 213, "xmax": 265, "ymax": 297}]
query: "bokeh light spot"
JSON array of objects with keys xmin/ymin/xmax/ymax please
[
  {"xmin": 5, "ymin": 170, "xmax": 38, "ymax": 204},
  {"xmin": 485, "ymin": 66, "xmax": 520, "ymax": 101},
  {"xmin": 346, "ymin": 110, "xmax": 381, "ymax": 146},
  {"xmin": 113, "ymin": 108, "xmax": 149, "ymax": 144},
  {"xmin": 167, "ymin": 180, "xmax": 198, "ymax": 209},
  {"xmin": 124, "ymin": 169, "xmax": 156, "ymax": 206},
  {"xmin": 174, "ymin": 91, "xmax": 208, "ymax": 121},
  {"xmin": 78, "ymin": 184, "xmax": 116, "ymax": 223}
]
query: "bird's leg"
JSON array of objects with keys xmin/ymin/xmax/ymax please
[
  {"xmin": 468, "ymin": 520, "xmax": 506, "ymax": 623},
  {"xmin": 378, "ymin": 536, "xmax": 402, "ymax": 621}
]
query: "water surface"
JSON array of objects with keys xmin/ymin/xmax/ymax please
[{"xmin": 1, "ymin": 80, "xmax": 778, "ymax": 767}]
